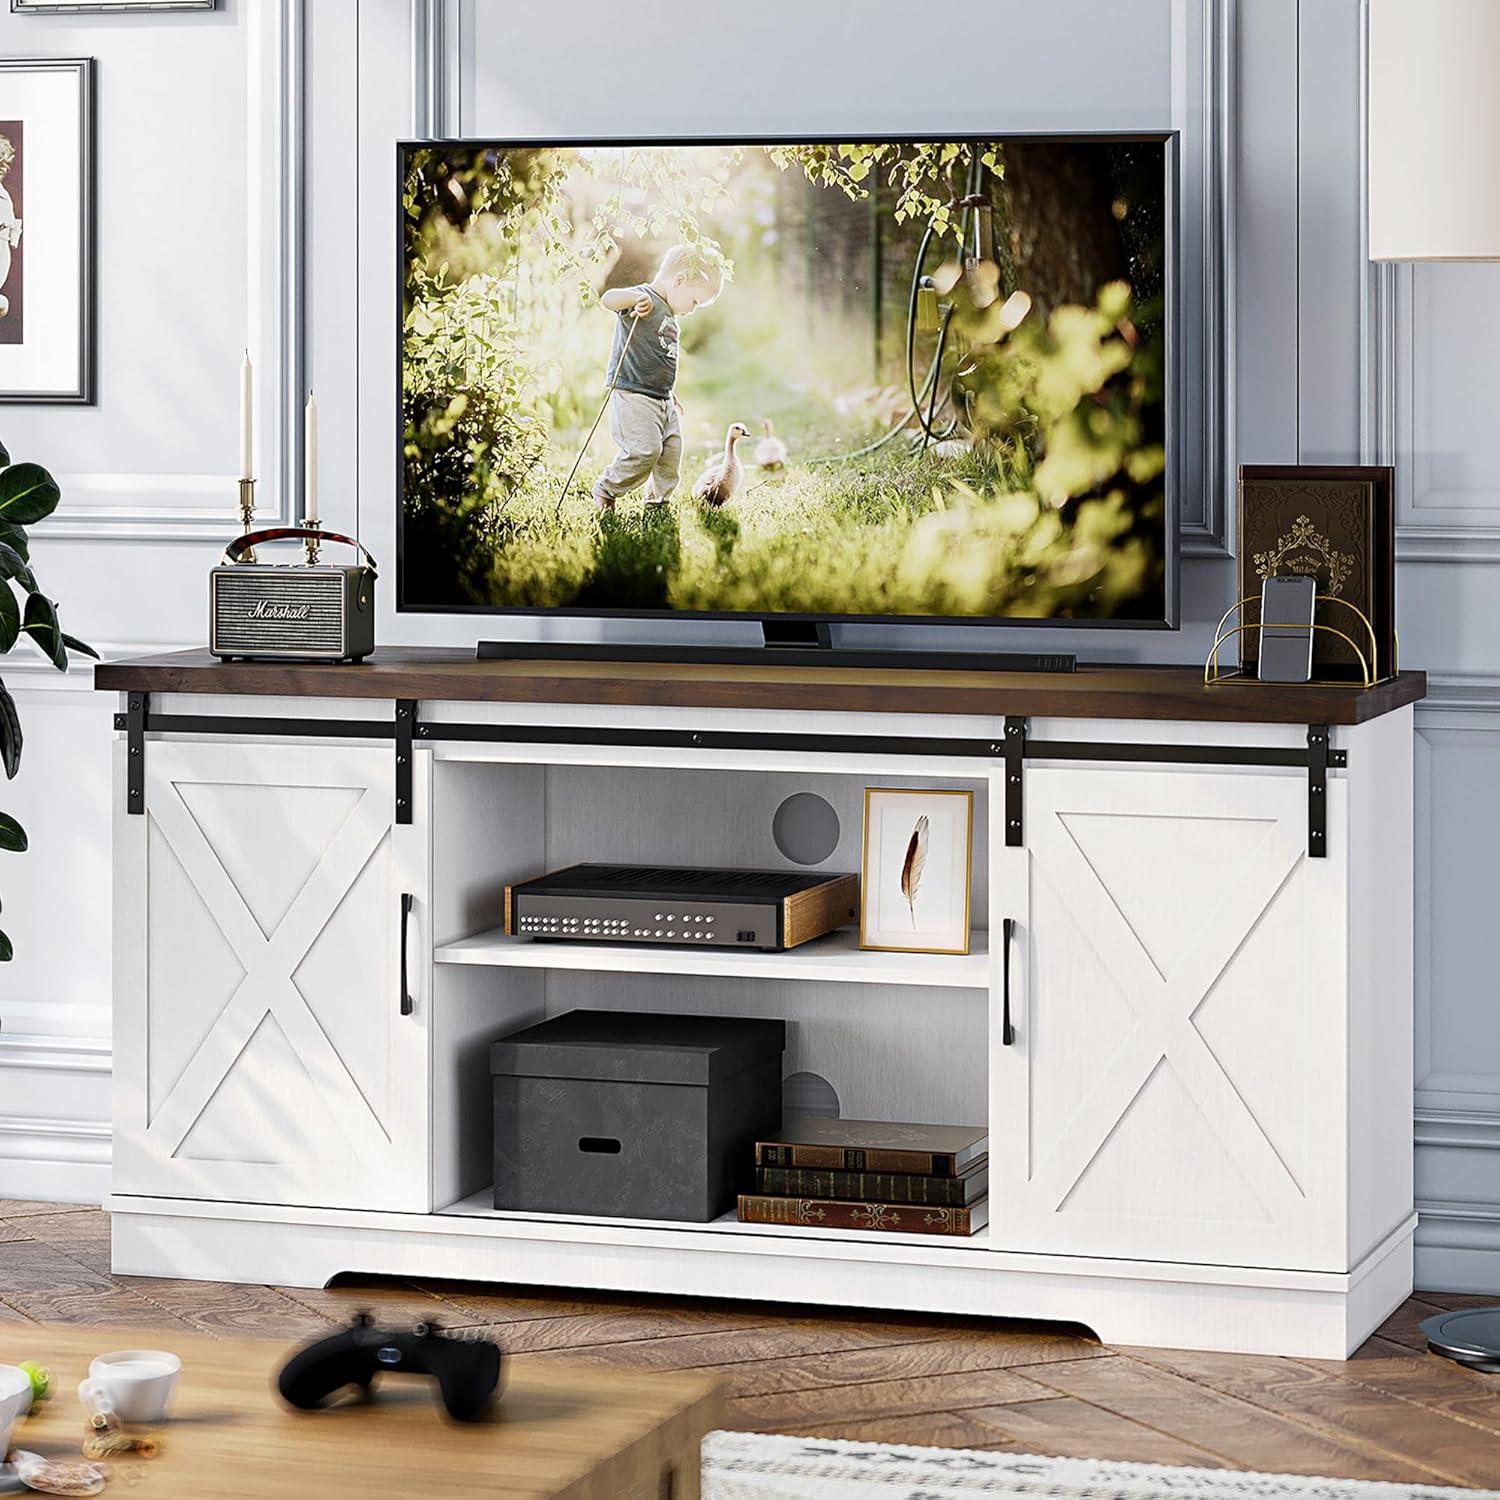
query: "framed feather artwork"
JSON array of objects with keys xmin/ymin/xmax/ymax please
[{"xmin": 859, "ymin": 787, "xmax": 973, "ymax": 955}]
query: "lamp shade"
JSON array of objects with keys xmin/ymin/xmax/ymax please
[{"xmin": 1369, "ymin": 0, "xmax": 1500, "ymax": 261}]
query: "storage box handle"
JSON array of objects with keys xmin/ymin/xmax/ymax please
[{"xmin": 578, "ymin": 1137, "xmax": 622, "ymax": 1155}]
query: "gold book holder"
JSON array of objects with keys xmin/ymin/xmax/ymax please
[{"xmin": 1204, "ymin": 593, "xmax": 1396, "ymax": 689}]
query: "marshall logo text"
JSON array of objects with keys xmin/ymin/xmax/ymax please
[{"xmin": 247, "ymin": 598, "xmax": 311, "ymax": 622}]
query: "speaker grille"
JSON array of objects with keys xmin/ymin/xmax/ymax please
[{"xmin": 212, "ymin": 571, "xmax": 345, "ymax": 655}]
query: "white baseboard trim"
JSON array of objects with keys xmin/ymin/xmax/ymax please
[
  {"xmin": 0, "ymin": 1114, "xmax": 110, "ymax": 1205},
  {"xmin": 1415, "ymin": 1198, "xmax": 1500, "ymax": 1295},
  {"xmin": 0, "ymin": 1033, "xmax": 112, "ymax": 1204}
]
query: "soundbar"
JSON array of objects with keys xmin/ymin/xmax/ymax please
[{"xmin": 503, "ymin": 864, "xmax": 859, "ymax": 953}]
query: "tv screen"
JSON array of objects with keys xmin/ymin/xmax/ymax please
[{"xmin": 399, "ymin": 135, "xmax": 1175, "ymax": 626}]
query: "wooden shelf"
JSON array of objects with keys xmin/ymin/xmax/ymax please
[
  {"xmin": 94, "ymin": 647, "xmax": 1427, "ymax": 726},
  {"xmin": 436, "ymin": 1188, "xmax": 991, "ymax": 1255},
  {"xmin": 433, "ymin": 925, "xmax": 989, "ymax": 989}
]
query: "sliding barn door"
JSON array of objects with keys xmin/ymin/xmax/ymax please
[
  {"xmin": 990, "ymin": 764, "xmax": 1347, "ymax": 1271},
  {"xmin": 113, "ymin": 739, "xmax": 429, "ymax": 1212}
]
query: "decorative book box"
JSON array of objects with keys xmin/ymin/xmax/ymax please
[{"xmin": 489, "ymin": 1010, "xmax": 785, "ymax": 1222}]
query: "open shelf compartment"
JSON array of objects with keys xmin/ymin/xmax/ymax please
[{"xmin": 427, "ymin": 753, "xmax": 995, "ymax": 1245}]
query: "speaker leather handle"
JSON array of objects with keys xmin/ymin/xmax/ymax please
[{"xmin": 223, "ymin": 527, "xmax": 379, "ymax": 574}]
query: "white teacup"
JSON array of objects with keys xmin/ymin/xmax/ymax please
[
  {"xmin": 0, "ymin": 1364, "xmax": 31, "ymax": 1455},
  {"xmin": 79, "ymin": 1349, "xmax": 181, "ymax": 1426}
]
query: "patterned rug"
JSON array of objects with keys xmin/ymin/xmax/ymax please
[{"xmin": 700, "ymin": 1432, "xmax": 1500, "ymax": 1499}]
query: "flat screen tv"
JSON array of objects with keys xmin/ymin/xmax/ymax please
[{"xmin": 398, "ymin": 134, "xmax": 1177, "ymax": 635}]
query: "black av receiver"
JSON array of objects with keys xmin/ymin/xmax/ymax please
[{"xmin": 503, "ymin": 864, "xmax": 858, "ymax": 952}]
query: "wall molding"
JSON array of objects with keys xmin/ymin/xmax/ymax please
[
  {"xmin": 411, "ymin": 0, "xmax": 464, "ymax": 137},
  {"xmin": 1418, "ymin": 673, "xmax": 1500, "ymax": 714},
  {"xmin": 0, "ymin": 1113, "xmax": 110, "ymax": 1206},
  {"xmin": 1359, "ymin": 1, "xmax": 1500, "ymax": 563},
  {"xmin": 420, "ymin": 1, "xmax": 1231, "ymax": 557},
  {"xmin": 0, "ymin": 1034, "xmax": 111, "ymax": 1205},
  {"xmin": 1413, "ymin": 706, "xmax": 1500, "ymax": 1113},
  {"xmin": 0, "ymin": 1034, "xmax": 111, "ymax": 1075},
  {"xmin": 1360, "ymin": 4, "xmax": 1500, "ymax": 566},
  {"xmin": 1416, "ymin": 1197, "xmax": 1500, "ymax": 1295},
  {"xmin": 1416, "ymin": 1111, "xmax": 1500, "ymax": 1153},
  {"xmin": 35, "ymin": 0, "xmax": 304, "ymax": 543},
  {"xmin": 1177, "ymin": 0, "xmax": 1237, "ymax": 558}
]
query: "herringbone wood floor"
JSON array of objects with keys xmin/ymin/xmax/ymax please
[{"xmin": 2, "ymin": 1202, "xmax": 1498, "ymax": 1487}]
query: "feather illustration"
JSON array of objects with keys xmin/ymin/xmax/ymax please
[{"xmin": 900, "ymin": 815, "xmax": 929, "ymax": 926}]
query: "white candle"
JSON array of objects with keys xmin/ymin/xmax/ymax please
[
  {"xmin": 239, "ymin": 350, "xmax": 253, "ymax": 481},
  {"xmin": 304, "ymin": 391, "xmax": 319, "ymax": 523}
]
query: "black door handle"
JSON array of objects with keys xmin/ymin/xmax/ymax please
[
  {"xmin": 1001, "ymin": 916, "xmax": 1015, "ymax": 1046},
  {"xmin": 400, "ymin": 893, "xmax": 414, "ymax": 1016}
]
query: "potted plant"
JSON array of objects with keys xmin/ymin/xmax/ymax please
[{"xmin": 0, "ymin": 438, "xmax": 96, "ymax": 960}]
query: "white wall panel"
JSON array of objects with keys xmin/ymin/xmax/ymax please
[
  {"xmin": 0, "ymin": 0, "xmax": 299, "ymax": 1199},
  {"xmin": 0, "ymin": 0, "xmax": 1494, "ymax": 1293}
]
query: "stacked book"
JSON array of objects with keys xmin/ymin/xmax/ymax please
[{"xmin": 737, "ymin": 1118, "xmax": 988, "ymax": 1236}]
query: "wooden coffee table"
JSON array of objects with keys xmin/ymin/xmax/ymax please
[{"xmin": 0, "ymin": 1326, "xmax": 722, "ymax": 1498}]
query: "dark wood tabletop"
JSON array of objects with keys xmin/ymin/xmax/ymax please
[{"xmin": 94, "ymin": 648, "xmax": 1426, "ymax": 726}]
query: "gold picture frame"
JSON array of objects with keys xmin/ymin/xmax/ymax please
[{"xmin": 859, "ymin": 787, "xmax": 974, "ymax": 956}]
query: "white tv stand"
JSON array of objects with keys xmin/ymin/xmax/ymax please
[{"xmin": 98, "ymin": 651, "xmax": 1424, "ymax": 1359}]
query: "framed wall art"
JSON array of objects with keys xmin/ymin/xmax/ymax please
[
  {"xmin": 1235, "ymin": 464, "xmax": 1397, "ymax": 683},
  {"xmin": 0, "ymin": 57, "xmax": 94, "ymax": 404},
  {"xmin": 860, "ymin": 787, "xmax": 973, "ymax": 956},
  {"xmin": 10, "ymin": 2, "xmax": 214, "ymax": 13}
]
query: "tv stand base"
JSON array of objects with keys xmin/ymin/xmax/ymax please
[
  {"xmin": 106, "ymin": 1194, "xmax": 1414, "ymax": 1362},
  {"xmin": 475, "ymin": 639, "xmax": 1078, "ymax": 673}
]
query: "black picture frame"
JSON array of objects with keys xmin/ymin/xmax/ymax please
[
  {"xmin": 0, "ymin": 56, "xmax": 95, "ymax": 405},
  {"xmin": 10, "ymin": 1, "xmax": 214, "ymax": 13}
]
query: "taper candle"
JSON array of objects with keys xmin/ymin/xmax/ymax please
[
  {"xmin": 239, "ymin": 350, "xmax": 253, "ymax": 481},
  {"xmin": 304, "ymin": 391, "xmax": 318, "ymax": 522}
]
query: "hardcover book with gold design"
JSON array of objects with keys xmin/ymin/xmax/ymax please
[
  {"xmin": 1237, "ymin": 465, "xmax": 1395, "ymax": 681},
  {"xmin": 736, "ymin": 1192, "xmax": 988, "ymax": 1236}
]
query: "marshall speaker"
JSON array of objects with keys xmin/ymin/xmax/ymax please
[{"xmin": 210, "ymin": 527, "xmax": 377, "ymax": 662}]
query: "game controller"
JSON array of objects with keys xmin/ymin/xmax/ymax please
[{"xmin": 276, "ymin": 1313, "xmax": 501, "ymax": 1422}]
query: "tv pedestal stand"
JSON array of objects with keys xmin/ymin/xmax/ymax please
[{"xmin": 476, "ymin": 621, "xmax": 1077, "ymax": 673}]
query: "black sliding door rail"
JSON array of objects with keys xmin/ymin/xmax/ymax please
[{"xmin": 114, "ymin": 696, "xmax": 1345, "ymax": 854}]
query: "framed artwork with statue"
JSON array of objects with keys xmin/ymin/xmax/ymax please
[
  {"xmin": 0, "ymin": 58, "xmax": 94, "ymax": 404},
  {"xmin": 1236, "ymin": 464, "xmax": 1397, "ymax": 684}
]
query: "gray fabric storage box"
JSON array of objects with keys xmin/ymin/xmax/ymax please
[{"xmin": 490, "ymin": 1010, "xmax": 785, "ymax": 1222}]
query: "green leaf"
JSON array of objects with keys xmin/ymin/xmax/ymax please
[
  {"xmin": 0, "ymin": 464, "xmax": 60, "ymax": 526},
  {"xmin": 0, "ymin": 677, "xmax": 18, "ymax": 779},
  {"xmin": 21, "ymin": 593, "xmax": 66, "ymax": 671},
  {"xmin": 0, "ymin": 437, "xmax": 9, "ymax": 467},
  {"xmin": 0, "ymin": 525, "xmax": 29, "ymax": 561},
  {"xmin": 0, "ymin": 585, "xmax": 17, "ymax": 653},
  {"xmin": 62, "ymin": 633, "xmax": 99, "ymax": 660},
  {"xmin": 0, "ymin": 812, "xmax": 27, "ymax": 852},
  {"xmin": 0, "ymin": 542, "xmax": 34, "ymax": 592},
  {"xmin": 0, "ymin": 930, "xmax": 12, "ymax": 962}
]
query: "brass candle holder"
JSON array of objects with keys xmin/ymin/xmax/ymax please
[
  {"xmin": 302, "ymin": 516, "xmax": 321, "ymax": 566},
  {"xmin": 237, "ymin": 478, "xmax": 257, "ymax": 563}
]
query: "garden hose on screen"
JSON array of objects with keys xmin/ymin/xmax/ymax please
[
  {"xmin": 554, "ymin": 310, "xmax": 645, "ymax": 516},
  {"xmin": 807, "ymin": 156, "xmax": 984, "ymax": 468}
]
